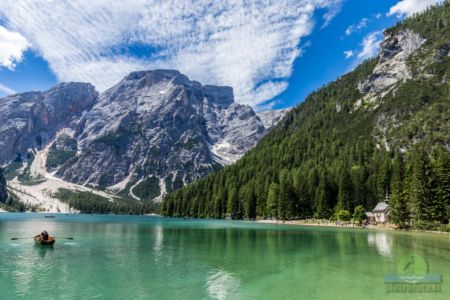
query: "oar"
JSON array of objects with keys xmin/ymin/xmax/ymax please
[{"xmin": 11, "ymin": 237, "xmax": 74, "ymax": 240}]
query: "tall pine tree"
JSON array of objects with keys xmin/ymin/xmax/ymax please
[{"xmin": 389, "ymin": 151, "xmax": 410, "ymax": 228}]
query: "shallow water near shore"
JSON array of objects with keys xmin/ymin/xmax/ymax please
[{"xmin": 1, "ymin": 213, "xmax": 449, "ymax": 299}]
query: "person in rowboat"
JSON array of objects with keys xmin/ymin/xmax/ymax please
[
  {"xmin": 33, "ymin": 230, "xmax": 57, "ymax": 246},
  {"xmin": 35, "ymin": 230, "xmax": 49, "ymax": 241}
]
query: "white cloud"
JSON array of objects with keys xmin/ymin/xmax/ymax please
[
  {"xmin": 0, "ymin": 0, "xmax": 342, "ymax": 107},
  {"xmin": 345, "ymin": 18, "xmax": 368, "ymax": 36},
  {"xmin": 0, "ymin": 25, "xmax": 29, "ymax": 70},
  {"xmin": 254, "ymin": 99, "xmax": 280, "ymax": 112},
  {"xmin": 322, "ymin": 1, "xmax": 342, "ymax": 28},
  {"xmin": 357, "ymin": 31, "xmax": 383, "ymax": 61},
  {"xmin": 0, "ymin": 82, "xmax": 16, "ymax": 95},
  {"xmin": 387, "ymin": 0, "xmax": 443, "ymax": 17},
  {"xmin": 343, "ymin": 50, "xmax": 354, "ymax": 59}
]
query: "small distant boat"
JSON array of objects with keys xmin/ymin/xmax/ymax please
[
  {"xmin": 34, "ymin": 236, "xmax": 56, "ymax": 246},
  {"xmin": 44, "ymin": 215, "xmax": 56, "ymax": 218}
]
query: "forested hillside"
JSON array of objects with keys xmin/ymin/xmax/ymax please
[{"xmin": 161, "ymin": 2, "xmax": 450, "ymax": 230}]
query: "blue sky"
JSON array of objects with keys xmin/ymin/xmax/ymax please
[{"xmin": 0, "ymin": 0, "xmax": 443, "ymax": 110}]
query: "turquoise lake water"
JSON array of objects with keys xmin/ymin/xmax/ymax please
[{"xmin": 0, "ymin": 213, "xmax": 449, "ymax": 300}]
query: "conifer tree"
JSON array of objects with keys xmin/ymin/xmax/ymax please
[
  {"xmin": 227, "ymin": 186, "xmax": 239, "ymax": 219},
  {"xmin": 409, "ymin": 146, "xmax": 433, "ymax": 227},
  {"xmin": 337, "ymin": 167, "xmax": 353, "ymax": 211},
  {"xmin": 315, "ymin": 173, "xmax": 333, "ymax": 218},
  {"xmin": 431, "ymin": 146, "xmax": 450, "ymax": 223},
  {"xmin": 266, "ymin": 182, "xmax": 279, "ymax": 218},
  {"xmin": 389, "ymin": 151, "xmax": 410, "ymax": 228}
]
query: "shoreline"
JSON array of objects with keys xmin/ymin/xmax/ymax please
[
  {"xmin": 2, "ymin": 211, "xmax": 448, "ymax": 235},
  {"xmin": 256, "ymin": 219, "xmax": 450, "ymax": 235},
  {"xmin": 0, "ymin": 210, "xmax": 162, "ymax": 217},
  {"xmin": 256, "ymin": 219, "xmax": 394, "ymax": 230}
]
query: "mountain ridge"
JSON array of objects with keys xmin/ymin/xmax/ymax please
[
  {"xmin": 161, "ymin": 2, "xmax": 450, "ymax": 230},
  {"xmin": 0, "ymin": 82, "xmax": 98, "ymax": 163},
  {"xmin": 0, "ymin": 69, "xmax": 288, "ymax": 210}
]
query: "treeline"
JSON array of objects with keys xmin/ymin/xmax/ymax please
[
  {"xmin": 54, "ymin": 188, "xmax": 159, "ymax": 214},
  {"xmin": 161, "ymin": 3, "xmax": 450, "ymax": 230},
  {"xmin": 162, "ymin": 143, "xmax": 449, "ymax": 229},
  {"xmin": 389, "ymin": 146, "xmax": 449, "ymax": 229},
  {"xmin": 0, "ymin": 191, "xmax": 41, "ymax": 212}
]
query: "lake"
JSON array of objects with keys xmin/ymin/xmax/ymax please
[{"xmin": 0, "ymin": 213, "xmax": 449, "ymax": 299}]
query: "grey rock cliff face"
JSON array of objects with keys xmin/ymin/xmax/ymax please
[
  {"xmin": 56, "ymin": 70, "xmax": 272, "ymax": 195},
  {"xmin": 354, "ymin": 29, "xmax": 426, "ymax": 110},
  {"xmin": 358, "ymin": 29, "xmax": 426, "ymax": 95},
  {"xmin": 257, "ymin": 109, "xmax": 290, "ymax": 129},
  {"xmin": 0, "ymin": 82, "xmax": 98, "ymax": 163},
  {"xmin": 0, "ymin": 70, "xmax": 286, "ymax": 200}
]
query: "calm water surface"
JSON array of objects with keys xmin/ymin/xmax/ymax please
[{"xmin": 0, "ymin": 213, "xmax": 449, "ymax": 299}]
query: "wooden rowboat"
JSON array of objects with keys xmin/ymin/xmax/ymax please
[{"xmin": 34, "ymin": 236, "xmax": 56, "ymax": 246}]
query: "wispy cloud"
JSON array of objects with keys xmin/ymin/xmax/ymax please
[
  {"xmin": 0, "ymin": 82, "xmax": 16, "ymax": 95},
  {"xmin": 343, "ymin": 50, "xmax": 354, "ymax": 59},
  {"xmin": 321, "ymin": 1, "xmax": 342, "ymax": 28},
  {"xmin": 254, "ymin": 99, "xmax": 280, "ymax": 112},
  {"xmin": 357, "ymin": 31, "xmax": 383, "ymax": 61},
  {"xmin": 345, "ymin": 18, "xmax": 369, "ymax": 36},
  {"xmin": 0, "ymin": 25, "xmax": 29, "ymax": 70},
  {"xmin": 345, "ymin": 31, "xmax": 383, "ymax": 70},
  {"xmin": 0, "ymin": 0, "xmax": 342, "ymax": 107},
  {"xmin": 387, "ymin": 0, "xmax": 443, "ymax": 17}
]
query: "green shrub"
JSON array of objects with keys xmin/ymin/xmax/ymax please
[
  {"xmin": 353, "ymin": 205, "xmax": 367, "ymax": 225},
  {"xmin": 337, "ymin": 210, "xmax": 351, "ymax": 222}
]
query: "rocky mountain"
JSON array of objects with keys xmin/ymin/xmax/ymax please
[
  {"xmin": 257, "ymin": 109, "xmax": 291, "ymax": 129},
  {"xmin": 162, "ymin": 2, "xmax": 450, "ymax": 227},
  {"xmin": 0, "ymin": 70, "xmax": 287, "ymax": 206},
  {"xmin": 55, "ymin": 70, "xmax": 277, "ymax": 198},
  {"xmin": 0, "ymin": 82, "xmax": 98, "ymax": 164}
]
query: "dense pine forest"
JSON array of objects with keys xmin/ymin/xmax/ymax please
[
  {"xmin": 161, "ymin": 3, "xmax": 450, "ymax": 230},
  {"xmin": 52, "ymin": 188, "xmax": 159, "ymax": 215}
]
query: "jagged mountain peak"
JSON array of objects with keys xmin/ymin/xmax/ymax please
[
  {"xmin": 121, "ymin": 69, "xmax": 197, "ymax": 91},
  {"xmin": 41, "ymin": 69, "xmax": 285, "ymax": 201},
  {"xmin": 111, "ymin": 69, "xmax": 235, "ymax": 108},
  {"xmin": 124, "ymin": 69, "xmax": 181, "ymax": 81},
  {"xmin": 43, "ymin": 82, "xmax": 98, "ymax": 112},
  {"xmin": 0, "ymin": 68, "xmax": 288, "ymax": 205},
  {"xmin": 0, "ymin": 82, "xmax": 98, "ymax": 163}
]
